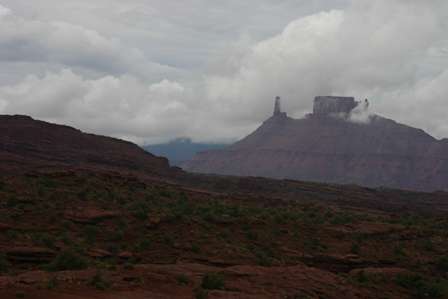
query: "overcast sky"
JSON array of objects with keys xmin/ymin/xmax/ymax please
[{"xmin": 0, "ymin": 0, "xmax": 447, "ymax": 144}]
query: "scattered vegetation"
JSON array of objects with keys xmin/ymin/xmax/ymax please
[
  {"xmin": 191, "ymin": 243, "xmax": 201, "ymax": 254},
  {"xmin": 350, "ymin": 242, "xmax": 360, "ymax": 255},
  {"xmin": 176, "ymin": 274, "xmax": 190, "ymax": 286},
  {"xmin": 195, "ymin": 289, "xmax": 208, "ymax": 299},
  {"xmin": 1, "ymin": 171, "xmax": 448, "ymax": 298},
  {"xmin": 201, "ymin": 273, "xmax": 225, "ymax": 290},
  {"xmin": 135, "ymin": 238, "xmax": 151, "ymax": 252},
  {"xmin": 395, "ymin": 274, "xmax": 448, "ymax": 298},
  {"xmin": 83, "ymin": 225, "xmax": 98, "ymax": 245},
  {"xmin": 46, "ymin": 277, "xmax": 58, "ymax": 290},
  {"xmin": 0, "ymin": 253, "xmax": 10, "ymax": 273},
  {"xmin": 393, "ymin": 243, "xmax": 407, "ymax": 259},
  {"xmin": 436, "ymin": 256, "xmax": 448, "ymax": 273},
  {"xmin": 89, "ymin": 271, "xmax": 111, "ymax": 290},
  {"xmin": 45, "ymin": 249, "xmax": 88, "ymax": 272},
  {"xmin": 354, "ymin": 270, "xmax": 369, "ymax": 285},
  {"xmin": 32, "ymin": 232, "xmax": 56, "ymax": 249},
  {"xmin": 330, "ymin": 212, "xmax": 355, "ymax": 225}
]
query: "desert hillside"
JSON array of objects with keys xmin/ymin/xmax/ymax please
[{"xmin": 1, "ymin": 116, "xmax": 448, "ymax": 298}]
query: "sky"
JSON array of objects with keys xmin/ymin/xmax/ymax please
[{"xmin": 0, "ymin": 0, "xmax": 447, "ymax": 144}]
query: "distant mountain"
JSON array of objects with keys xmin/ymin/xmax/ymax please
[
  {"xmin": 143, "ymin": 138, "xmax": 227, "ymax": 166},
  {"xmin": 183, "ymin": 96, "xmax": 448, "ymax": 192}
]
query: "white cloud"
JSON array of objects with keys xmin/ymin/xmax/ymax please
[
  {"xmin": 203, "ymin": 0, "xmax": 448, "ymax": 138},
  {"xmin": 0, "ymin": 4, "xmax": 11, "ymax": 17},
  {"xmin": 0, "ymin": 8, "xmax": 183, "ymax": 81},
  {"xmin": 0, "ymin": 69, "xmax": 193, "ymax": 143},
  {"xmin": 0, "ymin": 0, "xmax": 448, "ymax": 143}
]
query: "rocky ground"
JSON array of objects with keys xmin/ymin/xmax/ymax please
[{"xmin": 1, "ymin": 169, "xmax": 448, "ymax": 298}]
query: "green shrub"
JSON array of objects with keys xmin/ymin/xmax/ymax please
[
  {"xmin": 418, "ymin": 238, "xmax": 434, "ymax": 252},
  {"xmin": 0, "ymin": 253, "xmax": 10, "ymax": 273},
  {"xmin": 436, "ymin": 256, "xmax": 448, "ymax": 272},
  {"xmin": 195, "ymin": 289, "xmax": 208, "ymax": 299},
  {"xmin": 107, "ymin": 244, "xmax": 121, "ymax": 256},
  {"xmin": 163, "ymin": 235, "xmax": 174, "ymax": 247},
  {"xmin": 330, "ymin": 213, "xmax": 354, "ymax": 225},
  {"xmin": 107, "ymin": 229, "xmax": 124, "ymax": 242},
  {"xmin": 131, "ymin": 201, "xmax": 149, "ymax": 220},
  {"xmin": 6, "ymin": 229, "xmax": 19, "ymax": 240},
  {"xmin": 355, "ymin": 270, "xmax": 369, "ymax": 284},
  {"xmin": 395, "ymin": 274, "xmax": 446, "ymax": 298},
  {"xmin": 350, "ymin": 243, "xmax": 360, "ymax": 255},
  {"xmin": 159, "ymin": 189, "xmax": 172, "ymax": 198},
  {"xmin": 245, "ymin": 230, "xmax": 258, "ymax": 241},
  {"xmin": 136, "ymin": 238, "xmax": 151, "ymax": 252},
  {"xmin": 395, "ymin": 273, "xmax": 422, "ymax": 290},
  {"xmin": 304, "ymin": 237, "xmax": 326, "ymax": 252},
  {"xmin": 176, "ymin": 274, "xmax": 190, "ymax": 285},
  {"xmin": 201, "ymin": 273, "xmax": 224, "ymax": 290},
  {"xmin": 89, "ymin": 271, "xmax": 111, "ymax": 290},
  {"xmin": 84, "ymin": 226, "xmax": 98, "ymax": 245},
  {"xmin": 252, "ymin": 247, "xmax": 273, "ymax": 266},
  {"xmin": 77, "ymin": 189, "xmax": 89, "ymax": 200},
  {"xmin": 38, "ymin": 177, "xmax": 57, "ymax": 189},
  {"xmin": 33, "ymin": 233, "xmax": 56, "ymax": 249},
  {"xmin": 46, "ymin": 249, "xmax": 88, "ymax": 271},
  {"xmin": 170, "ymin": 196, "xmax": 193, "ymax": 219},
  {"xmin": 191, "ymin": 243, "xmax": 201, "ymax": 254},
  {"xmin": 46, "ymin": 277, "xmax": 58, "ymax": 289},
  {"xmin": 6, "ymin": 196, "xmax": 18, "ymax": 208},
  {"xmin": 393, "ymin": 243, "xmax": 406, "ymax": 259}
]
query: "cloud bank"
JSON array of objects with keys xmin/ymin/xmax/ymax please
[{"xmin": 0, "ymin": 0, "xmax": 447, "ymax": 143}]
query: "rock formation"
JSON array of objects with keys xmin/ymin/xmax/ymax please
[
  {"xmin": 183, "ymin": 96, "xmax": 448, "ymax": 191},
  {"xmin": 313, "ymin": 96, "xmax": 358, "ymax": 116}
]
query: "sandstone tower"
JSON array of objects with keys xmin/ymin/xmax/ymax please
[{"xmin": 273, "ymin": 96, "xmax": 287, "ymax": 118}]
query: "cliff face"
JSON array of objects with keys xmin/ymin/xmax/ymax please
[
  {"xmin": 0, "ymin": 115, "xmax": 174, "ymax": 175},
  {"xmin": 183, "ymin": 113, "xmax": 448, "ymax": 192}
]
